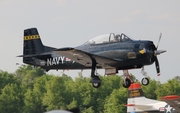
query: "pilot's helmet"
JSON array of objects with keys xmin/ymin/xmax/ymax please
[{"xmin": 114, "ymin": 35, "xmax": 120, "ymax": 41}]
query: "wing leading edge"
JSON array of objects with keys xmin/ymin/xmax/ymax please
[{"xmin": 53, "ymin": 47, "xmax": 118, "ymax": 68}]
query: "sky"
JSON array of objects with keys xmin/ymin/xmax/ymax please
[{"xmin": 0, "ymin": 0, "xmax": 180, "ymax": 83}]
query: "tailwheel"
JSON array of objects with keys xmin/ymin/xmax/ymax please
[
  {"xmin": 122, "ymin": 78, "xmax": 131, "ymax": 88},
  {"xmin": 141, "ymin": 77, "xmax": 149, "ymax": 86}
]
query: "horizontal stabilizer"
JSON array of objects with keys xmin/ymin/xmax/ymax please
[{"xmin": 17, "ymin": 53, "xmax": 52, "ymax": 60}]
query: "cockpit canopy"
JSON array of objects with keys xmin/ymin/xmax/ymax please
[{"xmin": 83, "ymin": 33, "xmax": 133, "ymax": 45}]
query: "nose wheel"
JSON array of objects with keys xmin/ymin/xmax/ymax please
[
  {"xmin": 141, "ymin": 67, "xmax": 149, "ymax": 86},
  {"xmin": 141, "ymin": 77, "xmax": 149, "ymax": 86}
]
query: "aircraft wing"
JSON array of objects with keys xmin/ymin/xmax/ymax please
[
  {"xmin": 160, "ymin": 95, "xmax": 180, "ymax": 111},
  {"xmin": 53, "ymin": 47, "xmax": 118, "ymax": 68}
]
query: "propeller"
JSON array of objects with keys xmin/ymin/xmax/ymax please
[{"xmin": 154, "ymin": 33, "xmax": 164, "ymax": 76}]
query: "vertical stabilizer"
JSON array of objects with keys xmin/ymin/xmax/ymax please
[
  {"xmin": 22, "ymin": 28, "xmax": 55, "ymax": 65},
  {"xmin": 23, "ymin": 28, "xmax": 45, "ymax": 64},
  {"xmin": 128, "ymin": 82, "xmax": 144, "ymax": 98},
  {"xmin": 23, "ymin": 28, "xmax": 44, "ymax": 56},
  {"xmin": 126, "ymin": 83, "xmax": 145, "ymax": 112}
]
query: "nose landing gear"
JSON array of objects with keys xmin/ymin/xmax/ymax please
[
  {"xmin": 141, "ymin": 77, "xmax": 149, "ymax": 86},
  {"xmin": 141, "ymin": 67, "xmax": 149, "ymax": 86}
]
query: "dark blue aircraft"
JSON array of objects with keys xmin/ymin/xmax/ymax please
[{"xmin": 18, "ymin": 28, "xmax": 166, "ymax": 88}]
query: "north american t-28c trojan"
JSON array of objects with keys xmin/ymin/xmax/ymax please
[{"xmin": 18, "ymin": 28, "xmax": 166, "ymax": 88}]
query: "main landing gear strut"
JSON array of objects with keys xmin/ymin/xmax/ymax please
[
  {"xmin": 122, "ymin": 67, "xmax": 150, "ymax": 88},
  {"xmin": 122, "ymin": 70, "xmax": 134, "ymax": 88},
  {"xmin": 90, "ymin": 58, "xmax": 101, "ymax": 88}
]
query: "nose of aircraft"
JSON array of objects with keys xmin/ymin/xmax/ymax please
[
  {"xmin": 139, "ymin": 42, "xmax": 166, "ymax": 76},
  {"xmin": 138, "ymin": 33, "xmax": 166, "ymax": 76}
]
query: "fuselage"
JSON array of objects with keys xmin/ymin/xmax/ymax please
[
  {"xmin": 40, "ymin": 39, "xmax": 156, "ymax": 71},
  {"xmin": 76, "ymin": 39, "xmax": 156, "ymax": 70}
]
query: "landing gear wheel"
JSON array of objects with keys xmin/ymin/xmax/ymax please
[
  {"xmin": 92, "ymin": 82, "xmax": 101, "ymax": 88},
  {"xmin": 90, "ymin": 76, "xmax": 101, "ymax": 88},
  {"xmin": 141, "ymin": 78, "xmax": 149, "ymax": 86},
  {"xmin": 122, "ymin": 78, "xmax": 131, "ymax": 88}
]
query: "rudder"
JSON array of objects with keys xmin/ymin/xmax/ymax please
[
  {"xmin": 128, "ymin": 82, "xmax": 144, "ymax": 98},
  {"xmin": 23, "ymin": 28, "xmax": 44, "ymax": 55}
]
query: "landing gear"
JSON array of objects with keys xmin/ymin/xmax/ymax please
[
  {"xmin": 141, "ymin": 77, "xmax": 149, "ymax": 86},
  {"xmin": 122, "ymin": 78, "xmax": 131, "ymax": 88},
  {"xmin": 141, "ymin": 67, "xmax": 149, "ymax": 86},
  {"xmin": 122, "ymin": 70, "xmax": 134, "ymax": 88},
  {"xmin": 90, "ymin": 58, "xmax": 101, "ymax": 88},
  {"xmin": 91, "ymin": 76, "xmax": 101, "ymax": 88}
]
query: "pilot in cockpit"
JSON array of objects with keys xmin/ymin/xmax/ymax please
[{"xmin": 114, "ymin": 35, "xmax": 120, "ymax": 42}]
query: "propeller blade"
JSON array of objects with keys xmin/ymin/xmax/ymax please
[
  {"xmin": 155, "ymin": 50, "xmax": 166, "ymax": 55},
  {"xmin": 154, "ymin": 57, "xmax": 160, "ymax": 76},
  {"xmin": 156, "ymin": 33, "xmax": 162, "ymax": 49}
]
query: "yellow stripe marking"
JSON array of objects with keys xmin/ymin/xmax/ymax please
[{"xmin": 24, "ymin": 35, "xmax": 40, "ymax": 40}]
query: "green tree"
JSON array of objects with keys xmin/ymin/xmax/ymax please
[
  {"xmin": 23, "ymin": 75, "xmax": 53, "ymax": 113},
  {"xmin": 104, "ymin": 88, "xmax": 127, "ymax": 113},
  {"xmin": 141, "ymin": 78, "xmax": 158, "ymax": 99},
  {"xmin": 0, "ymin": 84, "xmax": 24, "ymax": 113},
  {"xmin": 156, "ymin": 78, "xmax": 180, "ymax": 99},
  {"xmin": 43, "ymin": 76, "xmax": 72, "ymax": 111},
  {"xmin": 15, "ymin": 65, "xmax": 45, "ymax": 82},
  {"xmin": 15, "ymin": 65, "xmax": 46, "ymax": 89},
  {"xmin": 0, "ymin": 71, "xmax": 20, "ymax": 94}
]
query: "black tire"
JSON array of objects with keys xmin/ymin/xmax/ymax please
[
  {"xmin": 141, "ymin": 78, "xmax": 149, "ymax": 86},
  {"xmin": 122, "ymin": 78, "xmax": 131, "ymax": 88},
  {"xmin": 92, "ymin": 82, "xmax": 101, "ymax": 88}
]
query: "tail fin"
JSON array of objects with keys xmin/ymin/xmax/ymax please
[
  {"xmin": 22, "ymin": 28, "xmax": 55, "ymax": 65},
  {"xmin": 23, "ymin": 28, "xmax": 44, "ymax": 55},
  {"xmin": 126, "ymin": 83, "xmax": 145, "ymax": 112},
  {"xmin": 128, "ymin": 82, "xmax": 144, "ymax": 99}
]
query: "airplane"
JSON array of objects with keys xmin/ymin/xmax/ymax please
[
  {"xmin": 161, "ymin": 95, "xmax": 180, "ymax": 112},
  {"xmin": 18, "ymin": 28, "xmax": 166, "ymax": 88},
  {"xmin": 125, "ymin": 82, "xmax": 179, "ymax": 113}
]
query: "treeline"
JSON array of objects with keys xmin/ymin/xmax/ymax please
[{"xmin": 0, "ymin": 65, "xmax": 180, "ymax": 113}]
